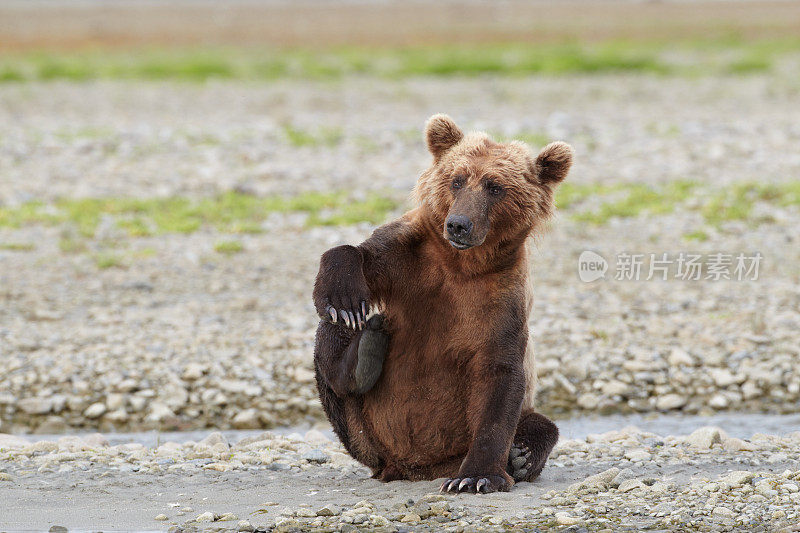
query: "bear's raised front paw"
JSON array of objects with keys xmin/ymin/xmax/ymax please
[
  {"xmin": 314, "ymin": 244, "xmax": 371, "ymax": 330},
  {"xmin": 440, "ymin": 473, "xmax": 511, "ymax": 494}
]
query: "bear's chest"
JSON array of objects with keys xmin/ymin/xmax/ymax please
[{"xmin": 360, "ymin": 254, "xmax": 515, "ymax": 463}]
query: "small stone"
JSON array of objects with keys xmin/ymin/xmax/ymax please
[
  {"xmin": 719, "ymin": 471, "xmax": 755, "ymax": 487},
  {"xmin": 712, "ymin": 506, "xmax": 736, "ymax": 520},
  {"xmin": 218, "ymin": 513, "xmax": 238, "ymax": 521},
  {"xmin": 182, "ymin": 363, "xmax": 207, "ymax": 380},
  {"xmin": 708, "ymin": 394, "xmax": 729, "ymax": 409},
  {"xmin": 0, "ymin": 472, "xmax": 13, "ymax": 481},
  {"xmin": 237, "ymin": 519, "xmax": 255, "ymax": 532},
  {"xmin": 83, "ymin": 402, "xmax": 107, "ymax": 419},
  {"xmin": 569, "ymin": 467, "xmax": 620, "ymax": 492},
  {"xmin": 668, "ymin": 348, "xmax": 694, "ymax": 366},
  {"xmin": 154, "ymin": 514, "xmax": 168, "ymax": 521},
  {"xmin": 232, "ymin": 409, "xmax": 261, "ymax": 429},
  {"xmin": 203, "ymin": 463, "xmax": 231, "ymax": 472},
  {"xmin": 48, "ymin": 527, "xmax": 68, "ymax": 533},
  {"xmin": 611, "ymin": 468, "xmax": 636, "ymax": 488},
  {"xmin": 577, "ymin": 393, "xmax": 601, "ymax": 409},
  {"xmin": 555, "ymin": 511, "xmax": 581, "ymax": 526},
  {"xmin": 656, "ymin": 393, "xmax": 686, "ymax": 410},
  {"xmin": 722, "ymin": 437, "xmax": 756, "ymax": 452},
  {"xmin": 400, "ymin": 513, "xmax": 420, "ymax": 523},
  {"xmin": 685, "ymin": 426, "xmax": 724, "ymax": 449},
  {"xmin": 316, "ymin": 504, "xmax": 341, "ymax": 516},
  {"xmin": 24, "ymin": 441, "xmax": 58, "ymax": 455},
  {"xmin": 304, "ymin": 429, "xmax": 331, "ymax": 445},
  {"xmin": 195, "ymin": 511, "xmax": 216, "ymax": 522},
  {"xmin": 199, "ymin": 432, "xmax": 228, "ymax": 448},
  {"xmin": 618, "ymin": 479, "xmax": 645, "ymax": 492},
  {"xmin": 18, "ymin": 397, "xmax": 54, "ymax": 415},
  {"xmin": 302, "ymin": 449, "xmax": 330, "ymax": 463},
  {"xmin": 370, "ymin": 515, "xmax": 391, "ymax": 527},
  {"xmin": 625, "ymin": 449, "xmax": 651, "ymax": 462},
  {"xmin": 274, "ymin": 517, "xmax": 300, "ymax": 530}
]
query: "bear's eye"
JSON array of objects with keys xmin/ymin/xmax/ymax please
[
  {"xmin": 451, "ymin": 177, "xmax": 465, "ymax": 190},
  {"xmin": 488, "ymin": 184, "xmax": 504, "ymax": 196}
]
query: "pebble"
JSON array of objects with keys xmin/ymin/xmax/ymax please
[
  {"xmin": 685, "ymin": 426, "xmax": 724, "ymax": 449},
  {"xmin": 302, "ymin": 449, "xmax": 330, "ymax": 464},
  {"xmin": 316, "ymin": 504, "xmax": 341, "ymax": 516},
  {"xmin": 555, "ymin": 511, "xmax": 581, "ymax": 526},
  {"xmin": 154, "ymin": 514, "xmax": 168, "ymax": 521},
  {"xmin": 237, "ymin": 519, "xmax": 255, "ymax": 532},
  {"xmin": 195, "ymin": 511, "xmax": 216, "ymax": 522}
]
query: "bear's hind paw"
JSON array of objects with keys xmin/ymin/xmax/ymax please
[{"xmin": 352, "ymin": 314, "xmax": 389, "ymax": 395}]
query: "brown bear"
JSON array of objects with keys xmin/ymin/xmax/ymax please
[{"xmin": 312, "ymin": 114, "xmax": 573, "ymax": 493}]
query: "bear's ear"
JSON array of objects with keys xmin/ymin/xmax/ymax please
[
  {"xmin": 425, "ymin": 114, "xmax": 463, "ymax": 159},
  {"xmin": 533, "ymin": 141, "xmax": 574, "ymax": 184}
]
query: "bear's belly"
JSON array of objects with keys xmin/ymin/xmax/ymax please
[{"xmin": 360, "ymin": 331, "xmax": 473, "ymax": 468}]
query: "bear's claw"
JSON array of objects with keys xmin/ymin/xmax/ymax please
[
  {"xmin": 325, "ymin": 303, "xmax": 368, "ymax": 330},
  {"xmin": 441, "ymin": 474, "xmax": 508, "ymax": 494}
]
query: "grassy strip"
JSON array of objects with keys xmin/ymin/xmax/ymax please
[
  {"xmin": 1, "ymin": 39, "xmax": 798, "ymax": 82},
  {"xmin": 561, "ymin": 180, "xmax": 800, "ymax": 228},
  {"xmin": 0, "ymin": 191, "xmax": 401, "ymax": 237},
  {"xmin": 1, "ymin": 181, "xmax": 797, "ymax": 244}
]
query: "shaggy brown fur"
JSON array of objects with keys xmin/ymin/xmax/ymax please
[{"xmin": 313, "ymin": 114, "xmax": 573, "ymax": 493}]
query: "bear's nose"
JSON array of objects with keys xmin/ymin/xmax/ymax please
[{"xmin": 446, "ymin": 215, "xmax": 473, "ymax": 239}]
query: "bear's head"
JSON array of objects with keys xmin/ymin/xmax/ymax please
[{"xmin": 414, "ymin": 114, "xmax": 573, "ymax": 252}]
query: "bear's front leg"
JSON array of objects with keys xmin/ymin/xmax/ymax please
[
  {"xmin": 313, "ymin": 245, "xmax": 389, "ymax": 396},
  {"xmin": 442, "ymin": 320, "xmax": 527, "ymax": 494}
]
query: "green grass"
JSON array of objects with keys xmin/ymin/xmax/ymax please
[
  {"xmin": 0, "ymin": 38, "xmax": 797, "ymax": 82},
  {"xmin": 567, "ymin": 180, "xmax": 800, "ymax": 227},
  {"xmin": 214, "ymin": 240, "xmax": 244, "ymax": 255},
  {"xmin": 0, "ymin": 190, "xmax": 401, "ymax": 237},
  {"xmin": 0, "ymin": 242, "xmax": 35, "ymax": 251},
  {"xmin": 699, "ymin": 182, "xmax": 800, "ymax": 226},
  {"xmin": 555, "ymin": 182, "xmax": 623, "ymax": 210},
  {"xmin": 683, "ymin": 230, "xmax": 710, "ymax": 242},
  {"xmin": 93, "ymin": 252, "xmax": 124, "ymax": 269},
  {"xmin": 573, "ymin": 181, "xmax": 697, "ymax": 224},
  {"xmin": 282, "ymin": 124, "xmax": 343, "ymax": 148}
]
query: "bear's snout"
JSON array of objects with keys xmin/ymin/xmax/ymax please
[{"xmin": 445, "ymin": 214, "xmax": 475, "ymax": 249}]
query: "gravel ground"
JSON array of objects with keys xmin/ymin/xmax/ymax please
[
  {"xmin": 1, "ymin": 75, "xmax": 800, "ymax": 434},
  {"xmin": 2, "ymin": 425, "xmax": 800, "ymax": 531}
]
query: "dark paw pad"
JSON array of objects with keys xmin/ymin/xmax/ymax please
[
  {"xmin": 508, "ymin": 444, "xmax": 545, "ymax": 482},
  {"xmin": 440, "ymin": 474, "xmax": 509, "ymax": 494},
  {"xmin": 352, "ymin": 314, "xmax": 389, "ymax": 394}
]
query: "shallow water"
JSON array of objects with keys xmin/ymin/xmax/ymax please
[{"xmin": 15, "ymin": 412, "xmax": 800, "ymax": 447}]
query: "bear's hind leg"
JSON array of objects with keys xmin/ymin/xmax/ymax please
[
  {"xmin": 507, "ymin": 410, "xmax": 559, "ymax": 482},
  {"xmin": 314, "ymin": 316, "xmax": 389, "ymax": 468}
]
